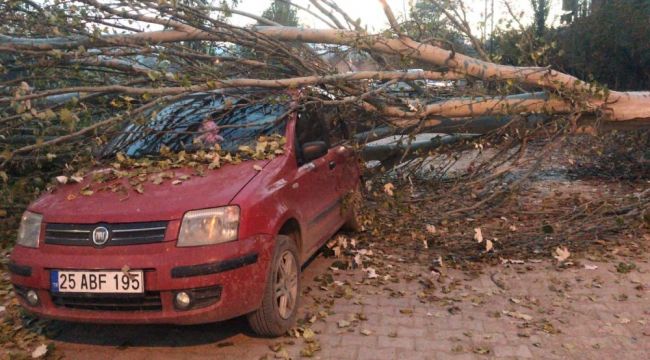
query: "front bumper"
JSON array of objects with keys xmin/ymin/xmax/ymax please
[{"xmin": 9, "ymin": 234, "xmax": 274, "ymax": 325}]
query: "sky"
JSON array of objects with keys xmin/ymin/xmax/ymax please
[{"xmin": 231, "ymin": 0, "xmax": 566, "ymax": 35}]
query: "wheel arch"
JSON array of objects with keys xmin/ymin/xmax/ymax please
[{"xmin": 276, "ymin": 217, "xmax": 302, "ymax": 256}]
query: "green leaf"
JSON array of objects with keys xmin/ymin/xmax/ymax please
[{"xmin": 58, "ymin": 108, "xmax": 78, "ymax": 131}]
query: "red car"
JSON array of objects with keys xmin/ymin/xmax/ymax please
[{"xmin": 9, "ymin": 90, "xmax": 361, "ymax": 336}]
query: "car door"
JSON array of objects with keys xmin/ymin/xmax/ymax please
[
  {"xmin": 292, "ymin": 105, "xmax": 341, "ymax": 257},
  {"xmin": 322, "ymin": 105, "xmax": 360, "ymax": 199}
]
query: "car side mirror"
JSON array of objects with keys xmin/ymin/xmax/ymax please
[{"xmin": 301, "ymin": 141, "xmax": 328, "ymax": 163}]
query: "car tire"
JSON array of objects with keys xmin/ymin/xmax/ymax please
[
  {"xmin": 247, "ymin": 235, "xmax": 300, "ymax": 337},
  {"xmin": 342, "ymin": 185, "xmax": 363, "ymax": 232}
]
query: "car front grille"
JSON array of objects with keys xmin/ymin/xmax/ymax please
[
  {"xmin": 45, "ymin": 221, "xmax": 168, "ymax": 246},
  {"xmin": 50, "ymin": 292, "xmax": 162, "ymax": 311}
]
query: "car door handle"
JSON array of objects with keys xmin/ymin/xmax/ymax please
[{"xmin": 329, "ymin": 161, "xmax": 336, "ymax": 170}]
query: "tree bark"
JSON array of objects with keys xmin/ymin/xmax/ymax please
[{"xmin": 3, "ymin": 26, "xmax": 649, "ymax": 123}]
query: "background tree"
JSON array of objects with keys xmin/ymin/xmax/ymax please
[
  {"xmin": 530, "ymin": 0, "xmax": 550, "ymax": 39},
  {"xmin": 261, "ymin": 0, "xmax": 299, "ymax": 26},
  {"xmin": 551, "ymin": 0, "xmax": 650, "ymax": 90}
]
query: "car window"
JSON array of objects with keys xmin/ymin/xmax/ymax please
[
  {"xmin": 296, "ymin": 104, "xmax": 328, "ymax": 163},
  {"xmin": 322, "ymin": 105, "xmax": 347, "ymax": 146},
  {"xmin": 102, "ymin": 93, "xmax": 288, "ymax": 158}
]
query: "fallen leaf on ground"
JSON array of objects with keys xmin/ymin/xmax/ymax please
[
  {"xmin": 337, "ymin": 320, "xmax": 350, "ymax": 328},
  {"xmin": 584, "ymin": 264, "xmax": 598, "ymax": 270},
  {"xmin": 365, "ymin": 267, "xmax": 378, "ymax": 279},
  {"xmin": 383, "ymin": 183, "xmax": 394, "ymax": 196},
  {"xmin": 485, "ymin": 239, "xmax": 493, "ymax": 252},
  {"xmin": 553, "ymin": 246, "xmax": 570, "ymax": 262},
  {"xmin": 274, "ymin": 349, "xmax": 290, "ymax": 359},
  {"xmin": 425, "ymin": 224, "xmax": 436, "ymax": 234},
  {"xmin": 616, "ymin": 262, "xmax": 636, "ymax": 273},
  {"xmin": 300, "ymin": 341, "xmax": 321, "ymax": 357},
  {"xmin": 302, "ymin": 328, "xmax": 316, "ymax": 342},
  {"xmin": 474, "ymin": 347, "xmax": 491, "ymax": 355},
  {"xmin": 501, "ymin": 258, "xmax": 525, "ymax": 265},
  {"xmin": 253, "ymin": 164, "xmax": 263, "ymax": 171},
  {"xmin": 360, "ymin": 329, "xmax": 373, "ymax": 336},
  {"xmin": 502, "ymin": 310, "xmax": 533, "ymax": 321},
  {"xmin": 474, "ymin": 227, "xmax": 483, "ymax": 243},
  {"xmin": 31, "ymin": 344, "xmax": 48, "ymax": 359}
]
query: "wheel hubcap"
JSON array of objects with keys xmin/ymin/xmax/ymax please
[{"xmin": 274, "ymin": 250, "xmax": 298, "ymax": 319}]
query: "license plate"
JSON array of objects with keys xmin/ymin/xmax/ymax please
[{"xmin": 51, "ymin": 270, "xmax": 144, "ymax": 294}]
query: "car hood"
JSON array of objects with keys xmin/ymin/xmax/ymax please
[{"xmin": 29, "ymin": 160, "xmax": 269, "ymax": 224}]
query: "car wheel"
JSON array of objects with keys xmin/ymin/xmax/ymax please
[
  {"xmin": 247, "ymin": 235, "xmax": 300, "ymax": 337},
  {"xmin": 342, "ymin": 185, "xmax": 363, "ymax": 232}
]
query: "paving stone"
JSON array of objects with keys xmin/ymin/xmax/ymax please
[
  {"xmin": 378, "ymin": 335, "xmax": 416, "ymax": 349},
  {"xmin": 46, "ymin": 254, "xmax": 650, "ymax": 360}
]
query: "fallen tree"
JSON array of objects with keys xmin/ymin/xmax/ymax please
[
  {"xmin": 1, "ymin": 0, "xmax": 648, "ymax": 220},
  {"xmin": 2, "ymin": 1, "xmax": 649, "ymax": 144}
]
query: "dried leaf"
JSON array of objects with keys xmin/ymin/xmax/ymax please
[
  {"xmin": 300, "ymin": 341, "xmax": 321, "ymax": 357},
  {"xmin": 474, "ymin": 347, "xmax": 491, "ymax": 355},
  {"xmin": 302, "ymin": 328, "xmax": 316, "ymax": 342},
  {"xmin": 383, "ymin": 183, "xmax": 394, "ymax": 196},
  {"xmin": 274, "ymin": 348, "xmax": 290, "ymax": 359},
  {"xmin": 80, "ymin": 189, "xmax": 94, "ymax": 196},
  {"xmin": 503, "ymin": 310, "xmax": 533, "ymax": 321},
  {"xmin": 425, "ymin": 224, "xmax": 436, "ymax": 234},
  {"xmin": 337, "ymin": 319, "xmax": 351, "ymax": 328},
  {"xmin": 360, "ymin": 329, "xmax": 373, "ymax": 336},
  {"xmin": 474, "ymin": 227, "xmax": 483, "ymax": 243},
  {"xmin": 365, "ymin": 267, "xmax": 378, "ymax": 279},
  {"xmin": 31, "ymin": 344, "xmax": 48, "ymax": 359},
  {"xmin": 55, "ymin": 175, "xmax": 68, "ymax": 184},
  {"xmin": 553, "ymin": 246, "xmax": 570, "ymax": 262},
  {"xmin": 485, "ymin": 239, "xmax": 494, "ymax": 252},
  {"xmin": 253, "ymin": 164, "xmax": 263, "ymax": 171},
  {"xmin": 501, "ymin": 258, "xmax": 525, "ymax": 265}
]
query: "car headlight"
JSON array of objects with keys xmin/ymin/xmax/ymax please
[
  {"xmin": 177, "ymin": 206, "xmax": 240, "ymax": 247},
  {"xmin": 17, "ymin": 211, "xmax": 42, "ymax": 248}
]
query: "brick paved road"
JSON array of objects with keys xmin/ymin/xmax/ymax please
[{"xmin": 39, "ymin": 245, "xmax": 650, "ymax": 360}]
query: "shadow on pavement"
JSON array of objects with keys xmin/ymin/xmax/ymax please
[{"xmin": 45, "ymin": 316, "xmax": 253, "ymax": 348}]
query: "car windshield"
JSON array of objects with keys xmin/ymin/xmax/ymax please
[{"xmin": 102, "ymin": 93, "xmax": 288, "ymax": 158}]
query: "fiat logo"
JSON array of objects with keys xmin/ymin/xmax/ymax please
[{"xmin": 92, "ymin": 226, "xmax": 110, "ymax": 246}]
